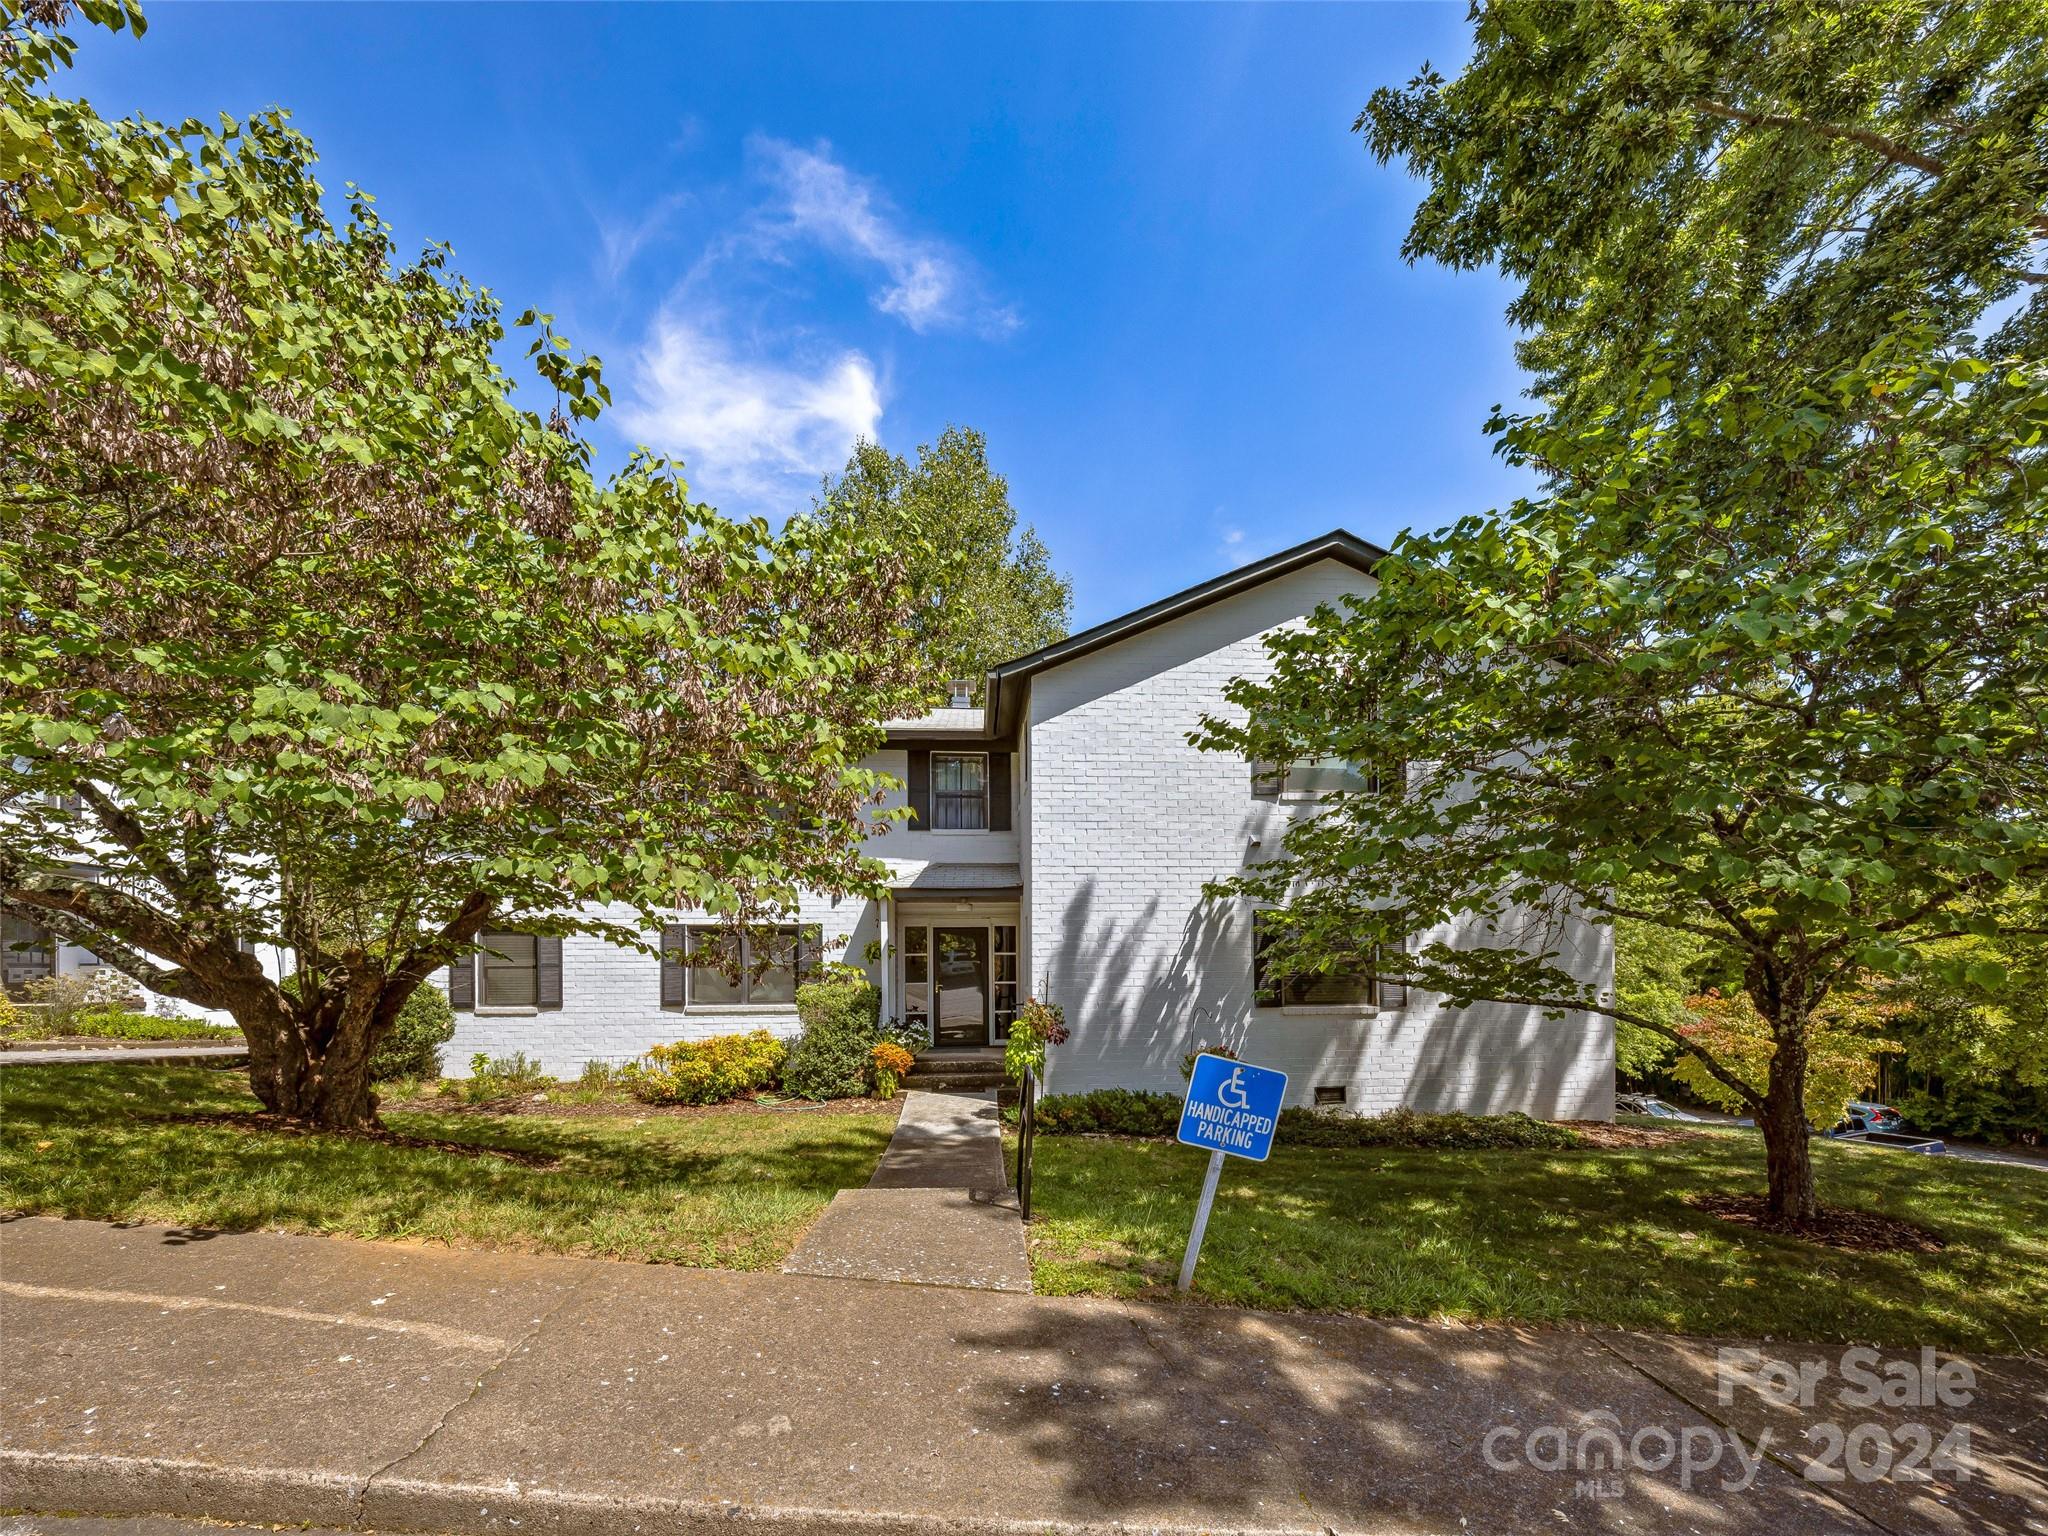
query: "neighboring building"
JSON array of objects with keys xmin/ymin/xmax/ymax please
[{"xmin": 439, "ymin": 529, "xmax": 1614, "ymax": 1120}]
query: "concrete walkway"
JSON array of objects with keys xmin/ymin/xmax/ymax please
[
  {"xmin": 781, "ymin": 1090, "xmax": 1030, "ymax": 1291},
  {"xmin": 5, "ymin": 1217, "xmax": 2044, "ymax": 1536}
]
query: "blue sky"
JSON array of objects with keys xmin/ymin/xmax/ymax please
[{"xmin": 68, "ymin": 3, "xmax": 1531, "ymax": 629}]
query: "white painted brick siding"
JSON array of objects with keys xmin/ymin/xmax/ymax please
[{"xmin": 1026, "ymin": 557, "xmax": 1615, "ymax": 1119}]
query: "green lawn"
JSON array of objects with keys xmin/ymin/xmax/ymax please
[
  {"xmin": 0, "ymin": 1064, "xmax": 895, "ymax": 1268},
  {"xmin": 1024, "ymin": 1127, "xmax": 2048, "ymax": 1353}
]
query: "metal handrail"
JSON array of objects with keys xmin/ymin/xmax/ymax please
[{"xmin": 1014, "ymin": 1064, "xmax": 1037, "ymax": 1221}]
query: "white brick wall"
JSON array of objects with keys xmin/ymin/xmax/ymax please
[
  {"xmin": 1026, "ymin": 557, "xmax": 1615, "ymax": 1120},
  {"xmin": 445, "ymin": 892, "xmax": 874, "ymax": 1078}
]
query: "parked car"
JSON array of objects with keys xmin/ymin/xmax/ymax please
[
  {"xmin": 1616, "ymin": 1094, "xmax": 1705, "ymax": 1122},
  {"xmin": 1833, "ymin": 1100, "xmax": 1904, "ymax": 1135}
]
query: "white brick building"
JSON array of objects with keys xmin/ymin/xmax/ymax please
[
  {"xmin": 16, "ymin": 530, "xmax": 1610, "ymax": 1117},
  {"xmin": 443, "ymin": 530, "xmax": 1613, "ymax": 1119}
]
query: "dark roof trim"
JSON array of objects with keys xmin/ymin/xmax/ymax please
[{"xmin": 983, "ymin": 528, "xmax": 1388, "ymax": 742}]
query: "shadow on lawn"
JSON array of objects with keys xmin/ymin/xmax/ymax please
[
  {"xmin": 1029, "ymin": 1132, "xmax": 2048, "ymax": 1355},
  {"xmin": 1, "ymin": 1064, "xmax": 896, "ymax": 1261}
]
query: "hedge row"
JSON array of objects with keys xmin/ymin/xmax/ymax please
[{"xmin": 1027, "ymin": 1089, "xmax": 1583, "ymax": 1150}]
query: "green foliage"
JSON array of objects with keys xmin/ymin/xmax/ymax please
[
  {"xmin": 367, "ymin": 985, "xmax": 456, "ymax": 1082},
  {"xmin": 631, "ymin": 1031, "xmax": 788, "ymax": 1106},
  {"xmin": 451, "ymin": 1052, "xmax": 551, "ymax": 1106},
  {"xmin": 14, "ymin": 971, "xmax": 140, "ymax": 1033},
  {"xmin": 1360, "ymin": 1, "xmax": 2048, "ymax": 428},
  {"xmin": 1197, "ymin": 337, "xmax": 2048, "ymax": 1214},
  {"xmin": 1029, "ymin": 1091, "xmax": 1582, "ymax": 1150},
  {"xmin": 1003, "ymin": 997, "xmax": 1068, "ymax": 1082},
  {"xmin": 2, "ymin": 1005, "xmax": 235, "ymax": 1043},
  {"xmin": 809, "ymin": 426, "xmax": 1071, "ymax": 688},
  {"xmin": 783, "ymin": 976, "xmax": 883, "ymax": 1100},
  {"xmin": 1612, "ymin": 916, "xmax": 1730, "ymax": 1082},
  {"xmin": 0, "ymin": 4, "xmax": 934, "ymax": 1124},
  {"xmin": 1031, "ymin": 1089, "xmax": 1182, "ymax": 1138},
  {"xmin": 1669, "ymin": 990, "xmax": 1901, "ymax": 1128}
]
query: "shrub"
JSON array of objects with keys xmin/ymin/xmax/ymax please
[
  {"xmin": 631, "ymin": 1031, "xmax": 787, "ymax": 1105},
  {"xmin": 59, "ymin": 1008, "xmax": 236, "ymax": 1043},
  {"xmin": 454, "ymin": 1051, "xmax": 552, "ymax": 1105},
  {"xmin": 1275, "ymin": 1106, "xmax": 1583, "ymax": 1150},
  {"xmin": 1031, "ymin": 1088, "xmax": 1182, "ymax": 1138},
  {"xmin": 871, "ymin": 1040, "xmax": 914, "ymax": 1097},
  {"xmin": 1003, "ymin": 996, "xmax": 1069, "ymax": 1082},
  {"xmin": 1025, "ymin": 1093, "xmax": 1583, "ymax": 1150},
  {"xmin": 368, "ymin": 985, "xmax": 456, "ymax": 1081},
  {"xmin": 19, "ymin": 970, "xmax": 141, "ymax": 1032},
  {"xmin": 0, "ymin": 991, "xmax": 23, "ymax": 1040},
  {"xmin": 783, "ymin": 974, "xmax": 882, "ymax": 1100}
]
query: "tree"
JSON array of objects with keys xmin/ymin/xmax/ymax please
[
  {"xmin": 0, "ymin": 3, "xmax": 933, "ymax": 1127},
  {"xmin": 810, "ymin": 426, "xmax": 1071, "ymax": 690},
  {"xmin": 1196, "ymin": 338, "xmax": 2048, "ymax": 1222},
  {"xmin": 1360, "ymin": 1, "xmax": 2048, "ymax": 427}
]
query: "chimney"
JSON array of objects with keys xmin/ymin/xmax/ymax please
[{"xmin": 947, "ymin": 678, "xmax": 977, "ymax": 710}]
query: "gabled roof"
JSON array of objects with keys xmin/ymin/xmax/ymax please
[{"xmin": 881, "ymin": 528, "xmax": 1388, "ymax": 748}]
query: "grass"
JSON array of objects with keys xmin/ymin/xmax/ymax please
[
  {"xmin": 1021, "ymin": 1124, "xmax": 2048, "ymax": 1354},
  {"xmin": 0, "ymin": 1063, "xmax": 896, "ymax": 1268}
]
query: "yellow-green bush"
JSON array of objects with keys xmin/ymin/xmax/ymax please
[{"xmin": 632, "ymin": 1030, "xmax": 787, "ymax": 1105}]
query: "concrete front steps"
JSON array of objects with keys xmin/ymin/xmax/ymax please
[{"xmin": 904, "ymin": 1045, "xmax": 1005, "ymax": 1094}]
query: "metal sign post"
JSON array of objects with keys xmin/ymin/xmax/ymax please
[{"xmin": 1174, "ymin": 1053, "xmax": 1288, "ymax": 1294}]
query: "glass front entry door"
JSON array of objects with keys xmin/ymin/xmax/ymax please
[{"xmin": 933, "ymin": 927, "xmax": 989, "ymax": 1046}]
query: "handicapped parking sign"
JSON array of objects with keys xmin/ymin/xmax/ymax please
[
  {"xmin": 1175, "ymin": 1053, "xmax": 1288, "ymax": 1292},
  {"xmin": 1178, "ymin": 1053, "xmax": 1287, "ymax": 1162}
]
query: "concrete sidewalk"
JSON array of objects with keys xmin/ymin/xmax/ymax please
[
  {"xmin": 782, "ymin": 1091, "xmax": 1029, "ymax": 1291},
  {"xmin": 0, "ymin": 1045, "xmax": 247, "ymax": 1067},
  {"xmin": 3, "ymin": 1217, "xmax": 2044, "ymax": 1536}
]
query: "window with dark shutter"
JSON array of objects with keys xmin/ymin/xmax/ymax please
[
  {"xmin": 930, "ymin": 752, "xmax": 988, "ymax": 829},
  {"xmin": 907, "ymin": 749, "xmax": 931, "ymax": 826},
  {"xmin": 989, "ymin": 752, "xmax": 1012, "ymax": 831},
  {"xmin": 447, "ymin": 955, "xmax": 475, "ymax": 1011},
  {"xmin": 536, "ymin": 936, "xmax": 563, "ymax": 1010},
  {"xmin": 659, "ymin": 924, "xmax": 686, "ymax": 1008},
  {"xmin": 680, "ymin": 924, "xmax": 815, "ymax": 1007},
  {"xmin": 1250, "ymin": 911, "xmax": 1376, "ymax": 1008}
]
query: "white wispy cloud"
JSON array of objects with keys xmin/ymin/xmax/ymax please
[
  {"xmin": 1218, "ymin": 522, "xmax": 1254, "ymax": 567},
  {"xmin": 615, "ymin": 312, "xmax": 884, "ymax": 513},
  {"xmin": 752, "ymin": 136, "xmax": 1020, "ymax": 337}
]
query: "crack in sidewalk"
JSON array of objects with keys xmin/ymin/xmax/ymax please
[{"xmin": 347, "ymin": 1266, "xmax": 605, "ymax": 1529}]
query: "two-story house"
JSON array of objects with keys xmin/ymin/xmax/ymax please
[{"xmin": 436, "ymin": 529, "xmax": 1615, "ymax": 1118}]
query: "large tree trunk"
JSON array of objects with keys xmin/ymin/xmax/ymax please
[
  {"xmin": 1759, "ymin": 1023, "xmax": 1819, "ymax": 1223},
  {"xmin": 238, "ymin": 990, "xmax": 383, "ymax": 1130}
]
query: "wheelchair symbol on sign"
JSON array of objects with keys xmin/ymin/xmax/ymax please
[{"xmin": 1217, "ymin": 1066, "xmax": 1251, "ymax": 1110}]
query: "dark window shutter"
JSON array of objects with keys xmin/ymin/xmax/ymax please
[
  {"xmin": 1375, "ymin": 943, "xmax": 1408, "ymax": 1009},
  {"xmin": 660, "ymin": 924, "xmax": 686, "ymax": 1009},
  {"xmin": 1251, "ymin": 914, "xmax": 1281, "ymax": 1008},
  {"xmin": 536, "ymin": 935, "xmax": 563, "ymax": 1009},
  {"xmin": 1250, "ymin": 760, "xmax": 1282, "ymax": 799},
  {"xmin": 448, "ymin": 957, "xmax": 475, "ymax": 1011},
  {"xmin": 989, "ymin": 752, "xmax": 1012, "ymax": 831},
  {"xmin": 907, "ymin": 749, "xmax": 930, "ymax": 827}
]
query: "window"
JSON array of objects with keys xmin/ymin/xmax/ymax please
[
  {"xmin": 2, "ymin": 915, "xmax": 54, "ymax": 999},
  {"xmin": 675, "ymin": 925, "xmax": 815, "ymax": 1008},
  {"xmin": 448, "ymin": 932, "xmax": 561, "ymax": 1012},
  {"xmin": 479, "ymin": 931, "xmax": 539, "ymax": 1008},
  {"xmin": 1251, "ymin": 756, "xmax": 1399, "ymax": 801},
  {"xmin": 1251, "ymin": 913, "xmax": 1406, "ymax": 1010},
  {"xmin": 993, "ymin": 924, "xmax": 1018, "ymax": 1039},
  {"xmin": 931, "ymin": 752, "xmax": 989, "ymax": 830},
  {"xmin": 901, "ymin": 924, "xmax": 930, "ymax": 1036}
]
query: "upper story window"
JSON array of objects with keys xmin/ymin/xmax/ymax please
[
  {"xmin": 931, "ymin": 752, "xmax": 989, "ymax": 830},
  {"xmin": 663, "ymin": 924, "xmax": 816, "ymax": 1009}
]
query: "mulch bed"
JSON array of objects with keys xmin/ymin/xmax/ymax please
[
  {"xmin": 1565, "ymin": 1120, "xmax": 1713, "ymax": 1150},
  {"xmin": 1685, "ymin": 1192, "xmax": 1947, "ymax": 1254},
  {"xmin": 377, "ymin": 1091, "xmax": 901, "ymax": 1121},
  {"xmin": 148, "ymin": 1111, "xmax": 562, "ymax": 1168}
]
